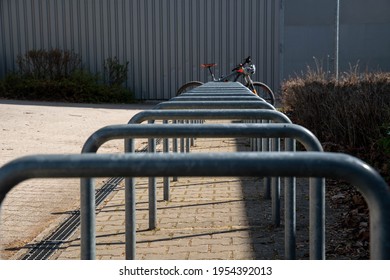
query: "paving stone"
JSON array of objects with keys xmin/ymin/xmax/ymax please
[{"xmin": 1, "ymin": 102, "xmax": 313, "ymax": 260}]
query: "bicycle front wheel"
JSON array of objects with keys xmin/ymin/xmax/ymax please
[
  {"xmin": 176, "ymin": 81, "xmax": 204, "ymax": 96},
  {"xmin": 251, "ymin": 82, "xmax": 275, "ymax": 105}
]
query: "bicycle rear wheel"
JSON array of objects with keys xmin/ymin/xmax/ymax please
[
  {"xmin": 176, "ymin": 81, "xmax": 204, "ymax": 96},
  {"xmin": 251, "ymin": 82, "xmax": 275, "ymax": 105}
]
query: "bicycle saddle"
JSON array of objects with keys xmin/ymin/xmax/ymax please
[{"xmin": 201, "ymin": 63, "xmax": 217, "ymax": 68}]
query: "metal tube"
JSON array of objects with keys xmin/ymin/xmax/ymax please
[
  {"xmin": 310, "ymin": 177, "xmax": 326, "ymax": 259},
  {"xmin": 171, "ymin": 96, "xmax": 263, "ymax": 101},
  {"xmin": 163, "ymin": 120, "xmax": 170, "ymax": 201},
  {"xmin": 335, "ymin": 0, "xmax": 340, "ymax": 81},
  {"xmin": 128, "ymin": 109, "xmax": 291, "ymax": 125},
  {"xmin": 272, "ymin": 137, "xmax": 281, "ymax": 226},
  {"xmin": 262, "ymin": 120, "xmax": 272, "ymax": 199},
  {"xmin": 148, "ymin": 132, "xmax": 157, "ymax": 229},
  {"xmin": 172, "ymin": 120, "xmax": 178, "ymax": 182},
  {"xmin": 154, "ymin": 100, "xmax": 275, "ymax": 110},
  {"xmin": 0, "ymin": 152, "xmax": 389, "ymax": 259},
  {"xmin": 180, "ymin": 121, "xmax": 185, "ymax": 154},
  {"xmin": 124, "ymin": 138, "xmax": 136, "ymax": 260},
  {"xmin": 285, "ymin": 138, "xmax": 296, "ymax": 260},
  {"xmin": 82, "ymin": 123, "xmax": 322, "ymax": 259},
  {"xmin": 80, "ymin": 177, "xmax": 95, "ymax": 260}
]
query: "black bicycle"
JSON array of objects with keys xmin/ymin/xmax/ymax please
[{"xmin": 176, "ymin": 56, "xmax": 275, "ymax": 105}]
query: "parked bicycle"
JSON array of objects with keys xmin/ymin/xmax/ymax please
[{"xmin": 176, "ymin": 56, "xmax": 275, "ymax": 105}]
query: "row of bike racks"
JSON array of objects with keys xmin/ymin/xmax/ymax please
[{"xmin": 0, "ymin": 82, "xmax": 389, "ymax": 260}]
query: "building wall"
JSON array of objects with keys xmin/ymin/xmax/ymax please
[
  {"xmin": 0, "ymin": 0, "xmax": 281, "ymax": 100},
  {"xmin": 2, "ymin": 0, "xmax": 389, "ymax": 99},
  {"xmin": 284, "ymin": 0, "xmax": 390, "ymax": 79}
]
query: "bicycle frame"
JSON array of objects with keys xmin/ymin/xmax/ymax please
[
  {"xmin": 202, "ymin": 56, "xmax": 256, "ymax": 90},
  {"xmin": 204, "ymin": 66, "xmax": 241, "ymax": 82}
]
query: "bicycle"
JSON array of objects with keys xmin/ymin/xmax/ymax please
[{"xmin": 176, "ymin": 56, "xmax": 275, "ymax": 105}]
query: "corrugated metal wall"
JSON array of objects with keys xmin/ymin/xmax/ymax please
[{"xmin": 0, "ymin": 0, "xmax": 281, "ymax": 100}]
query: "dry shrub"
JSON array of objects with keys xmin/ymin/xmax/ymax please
[
  {"xmin": 282, "ymin": 68, "xmax": 390, "ymax": 154},
  {"xmin": 16, "ymin": 49, "xmax": 81, "ymax": 80},
  {"xmin": 283, "ymin": 66, "xmax": 390, "ymax": 259}
]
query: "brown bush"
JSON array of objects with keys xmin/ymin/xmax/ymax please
[
  {"xmin": 282, "ymin": 69, "xmax": 390, "ymax": 153},
  {"xmin": 16, "ymin": 49, "xmax": 81, "ymax": 80},
  {"xmin": 283, "ymin": 67, "xmax": 390, "ymax": 259}
]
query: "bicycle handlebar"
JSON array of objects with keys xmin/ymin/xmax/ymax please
[{"xmin": 232, "ymin": 56, "xmax": 252, "ymax": 71}]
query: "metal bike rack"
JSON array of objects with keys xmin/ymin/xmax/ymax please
[
  {"xmin": 129, "ymin": 109, "xmax": 287, "ymax": 161},
  {"xmin": 154, "ymin": 100, "xmax": 275, "ymax": 110},
  {"xmin": 146, "ymin": 81, "xmax": 310, "ymax": 259},
  {"xmin": 152, "ymin": 99, "xmax": 276, "ymax": 203},
  {"xmin": 129, "ymin": 109, "xmax": 291, "ymax": 124},
  {"xmin": 81, "ymin": 123, "xmax": 323, "ymax": 260},
  {"xmin": 176, "ymin": 82, "xmax": 273, "ymax": 100},
  {"xmin": 185, "ymin": 81, "xmax": 256, "ymax": 93},
  {"xmin": 153, "ymin": 89, "xmax": 276, "ymax": 205},
  {"xmin": 171, "ymin": 96, "xmax": 264, "ymax": 101},
  {"xmin": 157, "ymin": 82, "xmax": 275, "ymax": 157},
  {"xmin": 139, "ymin": 82, "xmax": 323, "ymax": 259},
  {"xmin": 128, "ymin": 109, "xmax": 297, "ymax": 256},
  {"xmin": 0, "ymin": 152, "xmax": 389, "ymax": 260},
  {"xmin": 177, "ymin": 92, "xmax": 257, "ymax": 96},
  {"xmin": 128, "ymin": 109, "xmax": 292, "ymax": 197}
]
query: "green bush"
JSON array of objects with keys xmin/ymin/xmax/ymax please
[
  {"xmin": 0, "ymin": 70, "xmax": 133, "ymax": 103},
  {"xmin": 104, "ymin": 57, "xmax": 129, "ymax": 86},
  {"xmin": 0, "ymin": 49, "xmax": 134, "ymax": 103}
]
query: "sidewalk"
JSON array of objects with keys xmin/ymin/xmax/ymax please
[
  {"xmin": 50, "ymin": 132, "xmax": 311, "ymax": 260},
  {"xmin": 0, "ymin": 100, "xmax": 155, "ymax": 259},
  {"xmin": 0, "ymin": 100, "xmax": 311, "ymax": 260}
]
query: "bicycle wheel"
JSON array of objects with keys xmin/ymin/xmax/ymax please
[
  {"xmin": 251, "ymin": 82, "xmax": 275, "ymax": 105},
  {"xmin": 176, "ymin": 81, "xmax": 204, "ymax": 96}
]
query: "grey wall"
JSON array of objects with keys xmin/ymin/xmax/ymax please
[
  {"xmin": 0, "ymin": 0, "xmax": 281, "ymax": 100},
  {"xmin": 1, "ymin": 0, "xmax": 389, "ymax": 99},
  {"xmin": 284, "ymin": 0, "xmax": 390, "ymax": 79}
]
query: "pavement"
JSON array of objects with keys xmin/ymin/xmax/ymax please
[
  {"xmin": 0, "ymin": 100, "xmax": 155, "ymax": 259},
  {"xmin": 0, "ymin": 99, "xmax": 312, "ymax": 260}
]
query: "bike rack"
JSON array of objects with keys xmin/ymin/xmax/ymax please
[
  {"xmin": 1, "ymin": 81, "xmax": 383, "ymax": 262},
  {"xmin": 0, "ymin": 152, "xmax": 389, "ymax": 260},
  {"xmin": 128, "ymin": 109, "xmax": 292, "ymax": 197},
  {"xmin": 185, "ymin": 81, "xmax": 255, "ymax": 93},
  {"xmin": 145, "ymin": 82, "xmax": 319, "ymax": 259},
  {"xmin": 81, "ymin": 123, "xmax": 323, "ymax": 260},
  {"xmin": 152, "ymin": 92, "xmax": 277, "ymax": 207},
  {"xmin": 152, "ymin": 99, "xmax": 275, "ymax": 199},
  {"xmin": 128, "ymin": 109, "xmax": 299, "ymax": 259},
  {"xmin": 128, "ymin": 110, "xmax": 292, "ymax": 229},
  {"xmin": 171, "ymin": 96, "xmax": 264, "ymax": 101},
  {"xmin": 154, "ymin": 100, "xmax": 275, "ymax": 110},
  {"xmin": 177, "ymin": 82, "xmax": 274, "ymax": 102},
  {"xmin": 178, "ymin": 92, "xmax": 256, "ymax": 96},
  {"xmin": 156, "ymin": 82, "xmax": 275, "ymax": 155}
]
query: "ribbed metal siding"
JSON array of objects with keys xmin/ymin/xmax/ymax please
[{"xmin": 0, "ymin": 0, "xmax": 281, "ymax": 100}]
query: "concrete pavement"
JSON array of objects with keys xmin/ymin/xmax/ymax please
[
  {"xmin": 48, "ymin": 136, "xmax": 312, "ymax": 260},
  {"xmin": 0, "ymin": 100, "xmax": 312, "ymax": 260},
  {"xmin": 0, "ymin": 100, "xmax": 155, "ymax": 259}
]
